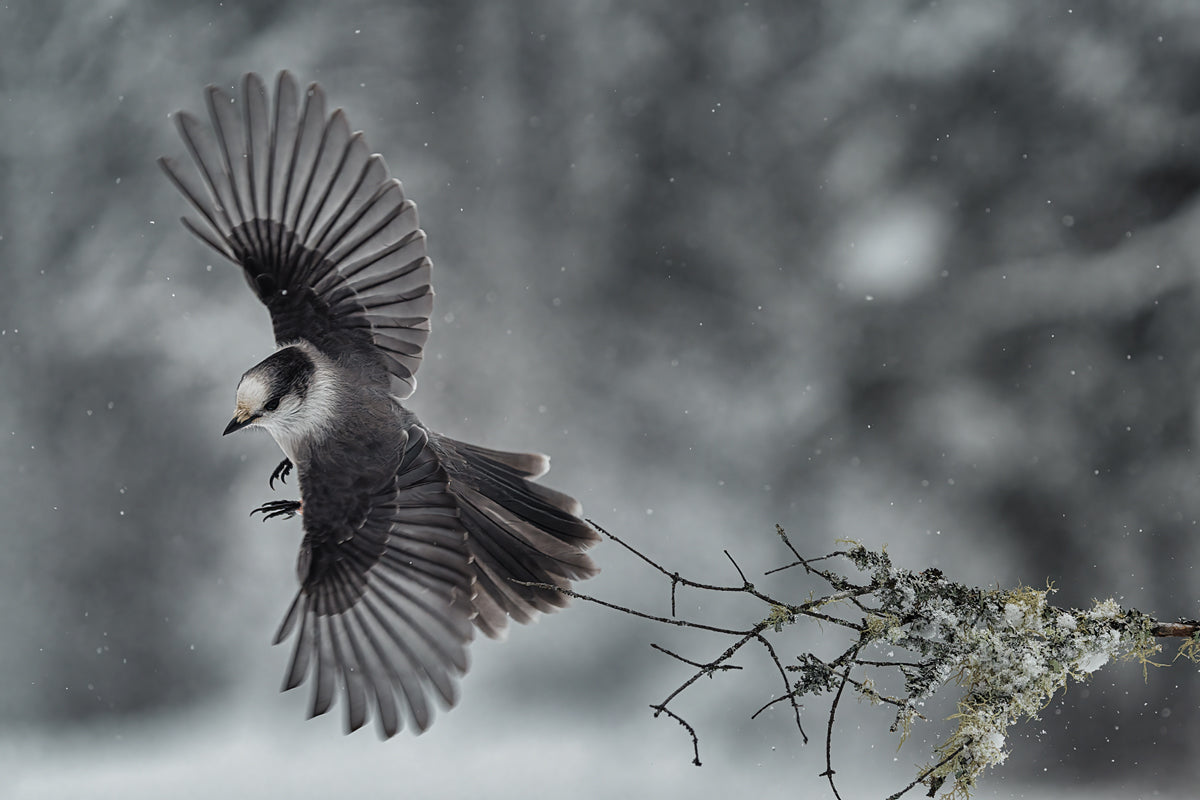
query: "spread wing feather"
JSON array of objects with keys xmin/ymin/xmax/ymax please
[
  {"xmin": 159, "ymin": 70, "xmax": 432, "ymax": 397},
  {"xmin": 273, "ymin": 426, "xmax": 474, "ymax": 737}
]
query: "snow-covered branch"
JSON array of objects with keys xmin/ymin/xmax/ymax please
[{"xmin": 519, "ymin": 524, "xmax": 1200, "ymax": 799}]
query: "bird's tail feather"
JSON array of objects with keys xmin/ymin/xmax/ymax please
[{"xmin": 430, "ymin": 435, "xmax": 600, "ymax": 639}]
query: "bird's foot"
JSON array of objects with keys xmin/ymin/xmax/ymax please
[
  {"xmin": 269, "ymin": 458, "xmax": 294, "ymax": 490},
  {"xmin": 251, "ymin": 499, "xmax": 302, "ymax": 521}
]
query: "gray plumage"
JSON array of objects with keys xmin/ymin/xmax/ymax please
[{"xmin": 159, "ymin": 71, "xmax": 599, "ymax": 737}]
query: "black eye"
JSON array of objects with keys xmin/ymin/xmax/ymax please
[{"xmin": 264, "ymin": 397, "xmax": 280, "ymax": 412}]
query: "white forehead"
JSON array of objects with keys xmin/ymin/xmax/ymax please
[{"xmin": 237, "ymin": 373, "xmax": 271, "ymax": 407}]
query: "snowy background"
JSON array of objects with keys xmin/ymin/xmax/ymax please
[{"xmin": 3, "ymin": 2, "xmax": 1200, "ymax": 798}]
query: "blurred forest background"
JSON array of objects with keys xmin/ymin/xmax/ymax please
[{"xmin": 3, "ymin": 2, "xmax": 1200, "ymax": 798}]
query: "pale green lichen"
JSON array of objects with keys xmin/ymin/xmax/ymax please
[
  {"xmin": 760, "ymin": 535, "xmax": 1193, "ymax": 797},
  {"xmin": 1176, "ymin": 630, "xmax": 1200, "ymax": 664},
  {"xmin": 863, "ymin": 611, "xmax": 902, "ymax": 642},
  {"xmin": 924, "ymin": 591, "xmax": 1157, "ymax": 797},
  {"xmin": 846, "ymin": 553, "xmax": 1164, "ymax": 797},
  {"xmin": 765, "ymin": 604, "xmax": 797, "ymax": 633}
]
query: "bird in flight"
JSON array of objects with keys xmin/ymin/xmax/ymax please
[{"xmin": 159, "ymin": 71, "xmax": 599, "ymax": 738}]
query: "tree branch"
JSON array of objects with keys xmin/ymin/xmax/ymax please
[{"xmin": 512, "ymin": 524, "xmax": 1200, "ymax": 798}]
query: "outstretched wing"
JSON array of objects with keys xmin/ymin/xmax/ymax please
[
  {"xmin": 159, "ymin": 71, "xmax": 432, "ymax": 398},
  {"xmin": 274, "ymin": 426, "xmax": 475, "ymax": 737}
]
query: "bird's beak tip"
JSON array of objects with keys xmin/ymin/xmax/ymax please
[{"xmin": 223, "ymin": 416, "xmax": 249, "ymax": 436}]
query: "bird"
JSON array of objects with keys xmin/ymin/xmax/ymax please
[{"xmin": 158, "ymin": 71, "xmax": 599, "ymax": 738}]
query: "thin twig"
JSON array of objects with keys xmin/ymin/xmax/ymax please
[
  {"xmin": 764, "ymin": 550, "xmax": 848, "ymax": 575},
  {"xmin": 883, "ymin": 745, "xmax": 965, "ymax": 800},
  {"xmin": 774, "ymin": 523, "xmax": 806, "ymax": 563},
  {"xmin": 858, "ymin": 659, "xmax": 923, "ymax": 669},
  {"xmin": 509, "ymin": 580, "xmax": 752, "ymax": 637},
  {"xmin": 651, "ymin": 643, "xmax": 743, "ymax": 672},
  {"xmin": 819, "ymin": 661, "xmax": 854, "ymax": 800},
  {"xmin": 725, "ymin": 549, "xmax": 749, "ymax": 585},
  {"xmin": 643, "ymin": 625, "xmax": 781, "ymax": 763},
  {"xmin": 589, "ymin": 520, "xmax": 794, "ymax": 606},
  {"xmin": 649, "ymin": 703, "xmax": 702, "ymax": 767},
  {"xmin": 753, "ymin": 631, "xmax": 808, "ymax": 743},
  {"xmin": 751, "ymin": 693, "xmax": 796, "ymax": 719},
  {"xmin": 654, "ymin": 629, "xmax": 763, "ymax": 711}
]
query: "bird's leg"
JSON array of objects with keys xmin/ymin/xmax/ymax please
[
  {"xmin": 251, "ymin": 499, "xmax": 303, "ymax": 521},
  {"xmin": 269, "ymin": 458, "xmax": 294, "ymax": 490}
]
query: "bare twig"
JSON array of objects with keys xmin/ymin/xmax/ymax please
[
  {"xmin": 654, "ymin": 629, "xmax": 764, "ymax": 712},
  {"xmin": 751, "ymin": 693, "xmax": 797, "ymax": 719},
  {"xmin": 753, "ymin": 631, "xmax": 809, "ymax": 744},
  {"xmin": 649, "ymin": 703, "xmax": 702, "ymax": 767},
  {"xmin": 819, "ymin": 657, "xmax": 856, "ymax": 800},
  {"xmin": 588, "ymin": 520, "xmax": 801, "ymax": 610},
  {"xmin": 650, "ymin": 642, "xmax": 742, "ymax": 672},
  {"xmin": 725, "ymin": 549, "xmax": 749, "ymax": 585},
  {"xmin": 884, "ymin": 745, "xmax": 965, "ymax": 800},
  {"xmin": 508, "ymin": 580, "xmax": 750, "ymax": 637}
]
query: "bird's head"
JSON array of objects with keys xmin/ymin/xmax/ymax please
[{"xmin": 224, "ymin": 345, "xmax": 319, "ymax": 441}]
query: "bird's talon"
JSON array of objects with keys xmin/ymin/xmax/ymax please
[
  {"xmin": 269, "ymin": 458, "xmax": 294, "ymax": 490},
  {"xmin": 251, "ymin": 499, "xmax": 302, "ymax": 521}
]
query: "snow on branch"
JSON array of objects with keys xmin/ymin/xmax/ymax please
[{"xmin": 516, "ymin": 523, "xmax": 1200, "ymax": 799}]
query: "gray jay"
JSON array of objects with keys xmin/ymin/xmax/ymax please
[{"xmin": 159, "ymin": 71, "xmax": 599, "ymax": 738}]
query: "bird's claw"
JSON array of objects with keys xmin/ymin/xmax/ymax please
[
  {"xmin": 269, "ymin": 458, "xmax": 294, "ymax": 490},
  {"xmin": 251, "ymin": 499, "xmax": 302, "ymax": 521}
]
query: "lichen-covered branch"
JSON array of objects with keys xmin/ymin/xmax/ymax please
[{"xmin": 517, "ymin": 523, "xmax": 1200, "ymax": 799}]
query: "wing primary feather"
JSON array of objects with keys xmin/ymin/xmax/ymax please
[
  {"xmin": 330, "ymin": 614, "xmax": 368, "ymax": 733},
  {"xmin": 317, "ymin": 567, "xmax": 363, "ymax": 730},
  {"xmin": 310, "ymin": 611, "xmax": 336, "ymax": 718},
  {"xmin": 173, "ymin": 112, "xmax": 254, "ymax": 256},
  {"xmin": 283, "ymin": 594, "xmax": 315, "ymax": 691},
  {"xmin": 341, "ymin": 540, "xmax": 471, "ymax": 670},
  {"xmin": 242, "ymin": 74, "xmax": 268, "ymax": 247},
  {"xmin": 281, "ymin": 82, "xmax": 329, "ymax": 275},
  {"xmin": 360, "ymin": 595, "xmax": 433, "ymax": 732},
  {"xmin": 324, "ymin": 231, "xmax": 425, "ymax": 294},
  {"xmin": 342, "ymin": 606, "xmax": 391, "ymax": 735},
  {"xmin": 156, "ymin": 156, "xmax": 235, "ymax": 254},
  {"xmin": 274, "ymin": 75, "xmax": 308, "ymax": 284},
  {"xmin": 307, "ymin": 184, "xmax": 406, "ymax": 280},
  {"xmin": 292, "ymin": 124, "xmax": 366, "ymax": 286},
  {"xmin": 264, "ymin": 75, "xmax": 281, "ymax": 270},
  {"xmin": 304, "ymin": 134, "xmax": 377, "ymax": 260},
  {"xmin": 204, "ymin": 86, "xmax": 259, "ymax": 255},
  {"xmin": 327, "ymin": 573, "xmax": 373, "ymax": 733},
  {"xmin": 295, "ymin": 108, "xmax": 349, "ymax": 258},
  {"xmin": 368, "ymin": 567, "xmax": 471, "ymax": 681},
  {"xmin": 323, "ymin": 184, "xmax": 412, "ymax": 268},
  {"xmin": 346, "ymin": 603, "xmax": 402, "ymax": 737},
  {"xmin": 274, "ymin": 591, "xmax": 304, "ymax": 645},
  {"xmin": 179, "ymin": 217, "xmax": 239, "ymax": 265}
]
